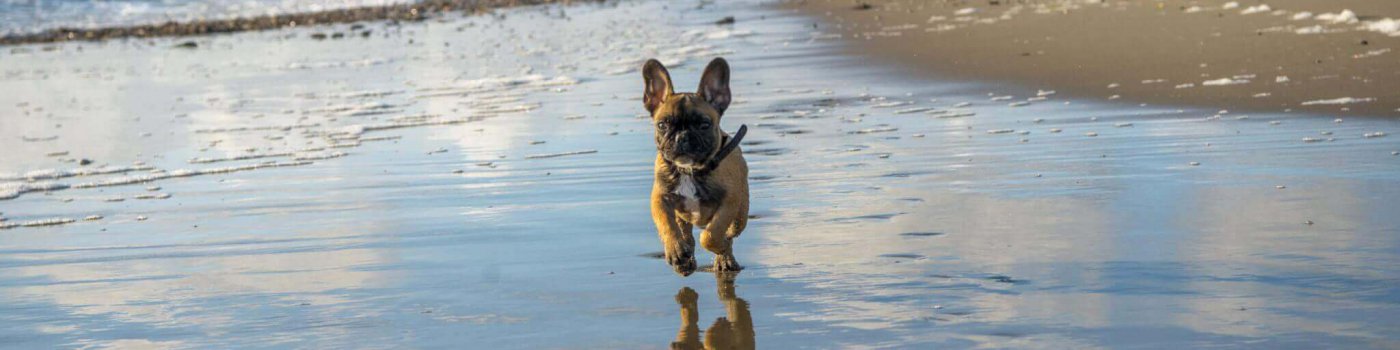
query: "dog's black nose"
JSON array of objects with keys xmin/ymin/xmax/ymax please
[{"xmin": 676, "ymin": 133, "xmax": 692, "ymax": 150}]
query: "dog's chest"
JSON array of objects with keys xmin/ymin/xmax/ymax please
[{"xmin": 672, "ymin": 175, "xmax": 703, "ymax": 215}]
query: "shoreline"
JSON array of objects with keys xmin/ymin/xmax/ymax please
[
  {"xmin": 785, "ymin": 0, "xmax": 1400, "ymax": 117},
  {"xmin": 0, "ymin": 0, "xmax": 593, "ymax": 46}
]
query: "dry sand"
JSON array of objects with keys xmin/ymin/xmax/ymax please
[{"xmin": 786, "ymin": 0, "xmax": 1400, "ymax": 116}]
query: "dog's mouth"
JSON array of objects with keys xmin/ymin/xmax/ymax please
[
  {"xmin": 667, "ymin": 154, "xmax": 702, "ymax": 168},
  {"xmin": 660, "ymin": 135, "xmax": 717, "ymax": 169},
  {"xmin": 672, "ymin": 157, "xmax": 701, "ymax": 169}
]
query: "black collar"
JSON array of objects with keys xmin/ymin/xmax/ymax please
[{"xmin": 682, "ymin": 124, "xmax": 747, "ymax": 176}]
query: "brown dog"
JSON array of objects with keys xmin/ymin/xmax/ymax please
[{"xmin": 643, "ymin": 57, "xmax": 749, "ymax": 276}]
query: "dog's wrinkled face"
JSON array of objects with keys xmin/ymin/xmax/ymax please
[
  {"xmin": 643, "ymin": 58, "xmax": 732, "ymax": 169},
  {"xmin": 652, "ymin": 95, "xmax": 721, "ymax": 168}
]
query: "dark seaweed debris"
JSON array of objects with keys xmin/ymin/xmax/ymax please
[
  {"xmin": 1, "ymin": 0, "xmax": 603, "ymax": 46},
  {"xmin": 899, "ymin": 232, "xmax": 944, "ymax": 237}
]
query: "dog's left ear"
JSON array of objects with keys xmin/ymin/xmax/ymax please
[{"xmin": 697, "ymin": 57, "xmax": 731, "ymax": 116}]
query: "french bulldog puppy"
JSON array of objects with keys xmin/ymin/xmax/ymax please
[{"xmin": 642, "ymin": 57, "xmax": 749, "ymax": 276}]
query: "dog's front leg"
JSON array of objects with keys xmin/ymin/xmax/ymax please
[{"xmin": 653, "ymin": 191, "xmax": 697, "ymax": 276}]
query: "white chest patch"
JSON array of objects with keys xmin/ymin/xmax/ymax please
[{"xmin": 672, "ymin": 175, "xmax": 702, "ymax": 214}]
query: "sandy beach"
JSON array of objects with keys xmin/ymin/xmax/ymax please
[
  {"xmin": 788, "ymin": 0, "xmax": 1400, "ymax": 116},
  {"xmin": 3, "ymin": 0, "xmax": 1400, "ymax": 348}
]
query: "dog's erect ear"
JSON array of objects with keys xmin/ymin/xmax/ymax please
[
  {"xmin": 642, "ymin": 59, "xmax": 674, "ymax": 115},
  {"xmin": 697, "ymin": 57, "xmax": 731, "ymax": 116}
]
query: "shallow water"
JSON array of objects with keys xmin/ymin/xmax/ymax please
[{"xmin": 2, "ymin": 1, "xmax": 1400, "ymax": 348}]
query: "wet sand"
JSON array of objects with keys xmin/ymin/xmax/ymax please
[
  {"xmin": 4, "ymin": 0, "xmax": 1400, "ymax": 348},
  {"xmin": 786, "ymin": 0, "xmax": 1400, "ymax": 116}
]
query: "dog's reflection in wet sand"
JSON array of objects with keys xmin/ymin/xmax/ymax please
[{"xmin": 670, "ymin": 273, "xmax": 755, "ymax": 350}]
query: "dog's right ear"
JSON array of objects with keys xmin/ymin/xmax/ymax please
[{"xmin": 642, "ymin": 59, "xmax": 674, "ymax": 115}]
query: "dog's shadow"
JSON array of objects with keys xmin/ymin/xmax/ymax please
[{"xmin": 669, "ymin": 272, "xmax": 755, "ymax": 350}]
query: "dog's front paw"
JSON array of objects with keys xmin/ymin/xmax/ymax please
[
  {"xmin": 672, "ymin": 258, "xmax": 697, "ymax": 276},
  {"xmin": 714, "ymin": 254, "xmax": 742, "ymax": 272},
  {"xmin": 665, "ymin": 245, "xmax": 697, "ymax": 276}
]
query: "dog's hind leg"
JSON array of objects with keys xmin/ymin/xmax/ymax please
[
  {"xmin": 700, "ymin": 209, "xmax": 742, "ymax": 272},
  {"xmin": 727, "ymin": 200, "xmax": 748, "ymax": 240}
]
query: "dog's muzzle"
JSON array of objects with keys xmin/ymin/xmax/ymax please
[{"xmin": 668, "ymin": 133, "xmax": 714, "ymax": 163}]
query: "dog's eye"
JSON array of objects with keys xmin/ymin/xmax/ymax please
[
  {"xmin": 698, "ymin": 122, "xmax": 711, "ymax": 129},
  {"xmin": 656, "ymin": 122, "xmax": 670, "ymax": 130}
]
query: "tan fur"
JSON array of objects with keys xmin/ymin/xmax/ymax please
[
  {"xmin": 645, "ymin": 57, "xmax": 749, "ymax": 276},
  {"xmin": 651, "ymin": 134, "xmax": 749, "ymax": 274}
]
